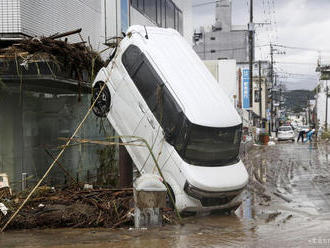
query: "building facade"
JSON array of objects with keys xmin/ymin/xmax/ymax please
[
  {"xmin": 193, "ymin": 0, "xmax": 249, "ymax": 62},
  {"xmin": 0, "ymin": 0, "xmax": 193, "ymax": 47},
  {"xmin": 0, "ymin": 0, "xmax": 192, "ymax": 190}
]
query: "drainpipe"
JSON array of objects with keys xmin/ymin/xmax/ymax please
[{"xmin": 104, "ymin": 0, "xmax": 107, "ymax": 43}]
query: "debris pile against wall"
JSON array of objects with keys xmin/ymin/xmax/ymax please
[
  {"xmin": 0, "ymin": 29, "xmax": 105, "ymax": 83},
  {"xmin": 0, "ymin": 186, "xmax": 176, "ymax": 230},
  {"xmin": 0, "ymin": 186, "xmax": 133, "ymax": 229}
]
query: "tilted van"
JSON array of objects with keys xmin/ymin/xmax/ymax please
[{"xmin": 92, "ymin": 25, "xmax": 249, "ymax": 212}]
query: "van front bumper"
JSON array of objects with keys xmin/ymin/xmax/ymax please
[{"xmin": 183, "ymin": 181, "xmax": 245, "ymax": 208}]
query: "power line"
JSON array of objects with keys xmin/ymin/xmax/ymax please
[
  {"xmin": 275, "ymin": 61, "xmax": 316, "ymax": 65},
  {"xmin": 273, "ymin": 44, "xmax": 330, "ymax": 53}
]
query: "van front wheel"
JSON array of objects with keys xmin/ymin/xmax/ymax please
[{"xmin": 92, "ymin": 82, "xmax": 111, "ymax": 118}]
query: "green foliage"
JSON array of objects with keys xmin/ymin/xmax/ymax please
[
  {"xmin": 283, "ymin": 90, "xmax": 314, "ymax": 113},
  {"xmin": 321, "ymin": 131, "xmax": 330, "ymax": 140}
]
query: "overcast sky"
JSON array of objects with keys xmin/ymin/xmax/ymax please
[{"xmin": 192, "ymin": 0, "xmax": 330, "ymax": 91}]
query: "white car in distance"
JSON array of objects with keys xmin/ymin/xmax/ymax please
[
  {"xmin": 91, "ymin": 26, "xmax": 249, "ymax": 213},
  {"xmin": 278, "ymin": 126, "xmax": 295, "ymax": 141}
]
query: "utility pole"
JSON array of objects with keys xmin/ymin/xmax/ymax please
[
  {"xmin": 269, "ymin": 44, "xmax": 274, "ymax": 134},
  {"xmin": 259, "ymin": 60, "xmax": 262, "ymax": 127},
  {"xmin": 326, "ymin": 83, "xmax": 329, "ymax": 132},
  {"xmin": 249, "ymin": 0, "xmax": 254, "ymax": 108}
]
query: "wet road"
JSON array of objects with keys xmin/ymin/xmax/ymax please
[{"xmin": 1, "ymin": 142, "xmax": 330, "ymax": 248}]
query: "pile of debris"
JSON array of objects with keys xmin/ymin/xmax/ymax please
[
  {"xmin": 0, "ymin": 186, "xmax": 133, "ymax": 230},
  {"xmin": 0, "ymin": 29, "xmax": 105, "ymax": 83},
  {"xmin": 0, "ymin": 186, "xmax": 176, "ymax": 230}
]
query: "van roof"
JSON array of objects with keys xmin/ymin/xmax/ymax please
[{"xmin": 124, "ymin": 26, "xmax": 242, "ymax": 128}]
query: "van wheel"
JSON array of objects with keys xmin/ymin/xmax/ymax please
[{"xmin": 91, "ymin": 82, "xmax": 111, "ymax": 117}]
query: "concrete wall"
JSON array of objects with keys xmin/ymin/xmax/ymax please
[{"xmin": 0, "ymin": 89, "xmax": 116, "ymax": 190}]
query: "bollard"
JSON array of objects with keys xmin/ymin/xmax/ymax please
[
  {"xmin": 134, "ymin": 174, "xmax": 167, "ymax": 228},
  {"xmin": 21, "ymin": 173, "xmax": 28, "ymax": 191}
]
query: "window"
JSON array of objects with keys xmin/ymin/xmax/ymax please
[
  {"xmin": 130, "ymin": 0, "xmax": 183, "ymax": 34},
  {"xmin": 122, "ymin": 46, "xmax": 241, "ymax": 167},
  {"xmin": 210, "ymin": 37, "xmax": 216, "ymax": 40},
  {"xmin": 154, "ymin": 86, "xmax": 184, "ymax": 144},
  {"xmin": 161, "ymin": 0, "xmax": 166, "ymax": 27},
  {"xmin": 122, "ymin": 47, "xmax": 160, "ymax": 108},
  {"xmin": 165, "ymin": 0, "xmax": 175, "ymax": 28},
  {"xmin": 184, "ymin": 124, "xmax": 242, "ymax": 166},
  {"xmin": 137, "ymin": 0, "xmax": 144, "ymax": 11},
  {"xmin": 175, "ymin": 9, "xmax": 180, "ymax": 30},
  {"xmin": 131, "ymin": 0, "xmax": 138, "ymax": 8},
  {"xmin": 279, "ymin": 126, "xmax": 292, "ymax": 132},
  {"xmin": 210, "ymin": 50, "xmax": 216, "ymax": 53},
  {"xmin": 121, "ymin": 45, "xmax": 142, "ymax": 77},
  {"xmin": 178, "ymin": 10, "xmax": 183, "ymax": 34},
  {"xmin": 122, "ymin": 45, "xmax": 184, "ymax": 145},
  {"xmin": 144, "ymin": 0, "xmax": 157, "ymax": 22},
  {"xmin": 254, "ymin": 90, "xmax": 260, "ymax": 102},
  {"xmin": 156, "ymin": 0, "xmax": 162, "ymax": 25}
]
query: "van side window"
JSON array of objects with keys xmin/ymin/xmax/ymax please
[
  {"xmin": 122, "ymin": 45, "xmax": 184, "ymax": 145},
  {"xmin": 122, "ymin": 45, "xmax": 142, "ymax": 77},
  {"xmin": 131, "ymin": 58, "xmax": 161, "ymax": 109},
  {"xmin": 155, "ymin": 86, "xmax": 184, "ymax": 144}
]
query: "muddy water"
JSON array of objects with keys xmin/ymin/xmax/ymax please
[{"xmin": 1, "ymin": 142, "xmax": 330, "ymax": 248}]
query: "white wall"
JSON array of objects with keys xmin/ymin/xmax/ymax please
[
  {"xmin": 204, "ymin": 60, "xmax": 238, "ymax": 106},
  {"xmin": 316, "ymin": 80, "xmax": 330, "ymax": 128}
]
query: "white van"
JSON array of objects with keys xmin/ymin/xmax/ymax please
[{"xmin": 92, "ymin": 26, "xmax": 248, "ymax": 212}]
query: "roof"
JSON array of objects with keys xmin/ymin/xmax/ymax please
[{"xmin": 124, "ymin": 26, "xmax": 242, "ymax": 128}]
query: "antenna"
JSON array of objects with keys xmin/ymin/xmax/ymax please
[{"xmin": 144, "ymin": 26, "xmax": 149, "ymax": 39}]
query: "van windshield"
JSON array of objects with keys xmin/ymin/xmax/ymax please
[{"xmin": 182, "ymin": 124, "xmax": 242, "ymax": 166}]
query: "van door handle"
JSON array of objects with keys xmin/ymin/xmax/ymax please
[
  {"xmin": 147, "ymin": 117, "xmax": 155, "ymax": 129},
  {"xmin": 138, "ymin": 103, "xmax": 146, "ymax": 113}
]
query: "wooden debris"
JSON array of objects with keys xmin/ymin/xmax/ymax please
[{"xmin": 0, "ymin": 187, "xmax": 134, "ymax": 230}]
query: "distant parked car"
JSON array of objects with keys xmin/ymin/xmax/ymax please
[{"xmin": 278, "ymin": 126, "xmax": 295, "ymax": 141}]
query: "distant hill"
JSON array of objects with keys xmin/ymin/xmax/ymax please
[{"xmin": 283, "ymin": 90, "xmax": 314, "ymax": 113}]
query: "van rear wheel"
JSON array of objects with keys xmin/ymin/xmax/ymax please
[{"xmin": 91, "ymin": 82, "xmax": 111, "ymax": 117}]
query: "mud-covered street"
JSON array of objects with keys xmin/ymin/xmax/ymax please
[{"xmin": 1, "ymin": 141, "xmax": 330, "ymax": 248}]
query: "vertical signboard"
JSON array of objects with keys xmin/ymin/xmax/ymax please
[{"xmin": 242, "ymin": 69, "xmax": 250, "ymax": 109}]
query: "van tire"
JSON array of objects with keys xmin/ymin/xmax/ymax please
[{"xmin": 92, "ymin": 82, "xmax": 111, "ymax": 117}]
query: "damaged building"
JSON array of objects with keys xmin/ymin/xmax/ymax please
[{"xmin": 0, "ymin": 0, "xmax": 192, "ymax": 190}]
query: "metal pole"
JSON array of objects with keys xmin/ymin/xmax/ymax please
[
  {"xmin": 259, "ymin": 60, "xmax": 262, "ymax": 126},
  {"xmin": 270, "ymin": 44, "xmax": 274, "ymax": 133},
  {"xmin": 326, "ymin": 83, "xmax": 329, "ymax": 132},
  {"xmin": 249, "ymin": 0, "xmax": 254, "ymax": 108}
]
